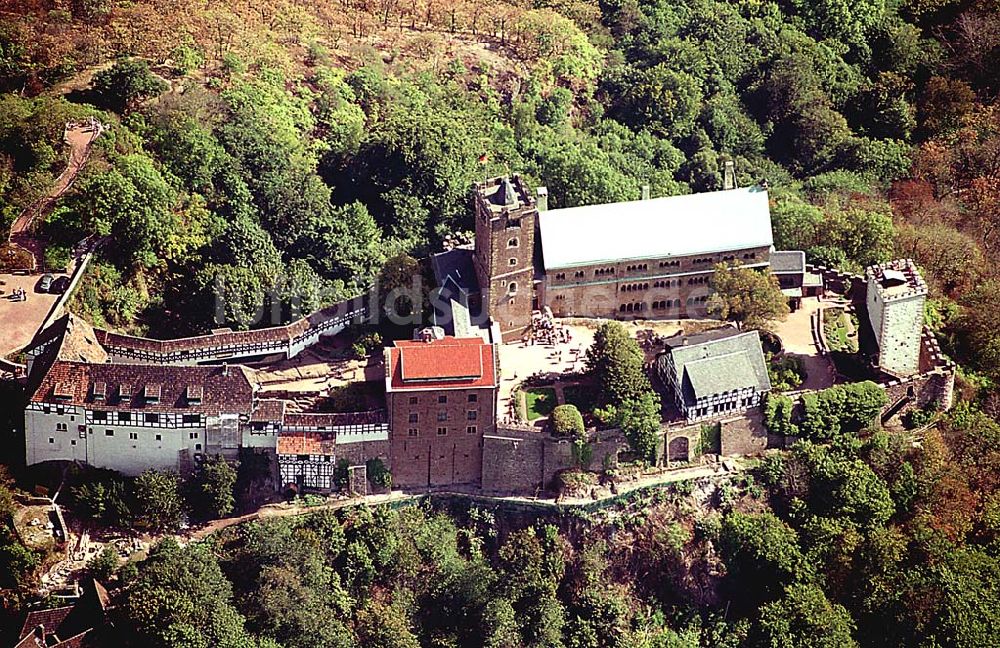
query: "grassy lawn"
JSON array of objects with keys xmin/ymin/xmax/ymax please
[
  {"xmin": 562, "ymin": 383, "xmax": 597, "ymax": 413},
  {"xmin": 823, "ymin": 307, "xmax": 859, "ymax": 353},
  {"xmin": 524, "ymin": 387, "xmax": 558, "ymax": 421}
]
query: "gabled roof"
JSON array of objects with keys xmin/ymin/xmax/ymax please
[
  {"xmin": 665, "ymin": 329, "xmax": 771, "ymax": 405},
  {"xmin": 277, "ymin": 433, "xmax": 336, "ymax": 456},
  {"xmin": 385, "ymin": 337, "xmax": 498, "ymax": 392},
  {"xmin": 684, "ymin": 351, "xmax": 759, "ymax": 399},
  {"xmin": 770, "ymin": 250, "xmax": 806, "ymax": 274},
  {"xmin": 31, "ymin": 362, "xmax": 255, "ymax": 414},
  {"xmin": 538, "ymin": 187, "xmax": 773, "ymax": 270}
]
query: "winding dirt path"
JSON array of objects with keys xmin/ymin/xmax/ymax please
[{"xmin": 7, "ymin": 121, "xmax": 102, "ymax": 269}]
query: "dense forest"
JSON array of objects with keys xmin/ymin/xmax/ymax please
[
  {"xmin": 4, "ymin": 0, "xmax": 1000, "ymax": 645},
  {"xmin": 0, "ymin": 0, "xmax": 996, "ymax": 344}
]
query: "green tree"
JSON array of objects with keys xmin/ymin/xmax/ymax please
[
  {"xmin": 87, "ymin": 545, "xmax": 120, "ymax": 581},
  {"xmin": 0, "ymin": 526, "xmax": 39, "ymax": 591},
  {"xmin": 356, "ymin": 599, "xmax": 420, "ymax": 648},
  {"xmin": 189, "ymin": 455, "xmax": 237, "ymax": 521},
  {"xmin": 67, "ymin": 155, "xmax": 178, "ymax": 268},
  {"xmin": 597, "ymin": 392, "xmax": 661, "ymax": 462},
  {"xmin": 799, "ymin": 382, "xmax": 887, "ymax": 440},
  {"xmin": 707, "ymin": 262, "xmax": 789, "ymax": 331},
  {"xmin": 92, "ymin": 58, "xmax": 168, "ymax": 112},
  {"xmin": 585, "ymin": 321, "xmax": 652, "ymax": 405},
  {"xmin": 753, "ymin": 583, "xmax": 859, "ymax": 647},
  {"xmin": 122, "ymin": 539, "xmax": 258, "ymax": 648},
  {"xmin": 718, "ymin": 512, "xmax": 812, "ymax": 607},
  {"xmin": 133, "ymin": 469, "xmax": 185, "ymax": 532},
  {"xmin": 764, "ymin": 393, "xmax": 799, "ymax": 437}
]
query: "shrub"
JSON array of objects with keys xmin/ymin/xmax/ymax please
[
  {"xmin": 769, "ymin": 354, "xmax": 806, "ymax": 391},
  {"xmin": 366, "ymin": 458, "xmax": 392, "ymax": 489},
  {"xmin": 799, "ymin": 382, "xmax": 886, "ymax": 440},
  {"xmin": 903, "ymin": 406, "xmax": 935, "ymax": 429},
  {"xmin": 764, "ymin": 393, "xmax": 799, "ymax": 437},
  {"xmin": 551, "ymin": 404, "xmax": 585, "ymax": 438},
  {"xmin": 87, "ymin": 545, "xmax": 119, "ymax": 581}
]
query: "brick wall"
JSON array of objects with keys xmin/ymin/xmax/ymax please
[{"xmin": 387, "ymin": 386, "xmax": 497, "ymax": 488}]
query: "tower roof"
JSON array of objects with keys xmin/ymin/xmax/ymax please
[{"xmin": 490, "ymin": 177, "xmax": 520, "ymax": 208}]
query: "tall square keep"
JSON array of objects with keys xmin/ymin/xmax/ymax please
[{"xmin": 866, "ymin": 259, "xmax": 927, "ymax": 378}]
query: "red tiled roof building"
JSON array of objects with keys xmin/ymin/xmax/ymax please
[{"xmin": 384, "ymin": 335, "xmax": 499, "ymax": 488}]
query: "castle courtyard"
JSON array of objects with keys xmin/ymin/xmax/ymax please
[{"xmin": 770, "ymin": 296, "xmax": 837, "ymax": 391}]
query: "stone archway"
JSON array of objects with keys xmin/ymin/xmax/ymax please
[{"xmin": 667, "ymin": 436, "xmax": 689, "ymax": 463}]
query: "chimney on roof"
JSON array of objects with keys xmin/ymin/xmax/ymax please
[
  {"xmin": 641, "ymin": 184, "xmax": 650, "ymax": 200},
  {"xmin": 536, "ymin": 186, "xmax": 548, "ymax": 212},
  {"xmin": 723, "ymin": 160, "xmax": 737, "ymax": 190}
]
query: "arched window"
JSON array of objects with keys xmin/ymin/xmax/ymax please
[
  {"xmin": 508, "ymin": 282, "xmax": 517, "ymax": 294},
  {"xmin": 508, "ymin": 237, "xmax": 519, "ymax": 248}
]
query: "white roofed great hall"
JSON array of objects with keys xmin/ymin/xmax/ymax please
[{"xmin": 469, "ymin": 174, "xmax": 805, "ymax": 342}]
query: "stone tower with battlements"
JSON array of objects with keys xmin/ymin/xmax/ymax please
[
  {"xmin": 865, "ymin": 259, "xmax": 927, "ymax": 378},
  {"xmin": 473, "ymin": 176, "xmax": 537, "ymax": 342}
]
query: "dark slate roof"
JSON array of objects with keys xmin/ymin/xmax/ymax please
[
  {"xmin": 431, "ymin": 247, "xmax": 479, "ymax": 294},
  {"xmin": 667, "ymin": 329, "xmax": 771, "ymax": 405},
  {"xmin": 662, "ymin": 327, "xmax": 739, "ymax": 350},
  {"xmin": 770, "ymin": 250, "xmax": 806, "ymax": 274},
  {"xmin": 490, "ymin": 177, "xmax": 519, "ymax": 207}
]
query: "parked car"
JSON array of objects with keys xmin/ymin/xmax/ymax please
[{"xmin": 38, "ymin": 274, "xmax": 54, "ymax": 293}]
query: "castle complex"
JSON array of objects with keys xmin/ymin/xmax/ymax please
[{"xmin": 19, "ymin": 176, "xmax": 952, "ymax": 494}]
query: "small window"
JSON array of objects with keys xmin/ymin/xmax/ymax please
[
  {"xmin": 409, "ymin": 396, "xmax": 418, "ymax": 405},
  {"xmin": 409, "ymin": 413, "xmax": 419, "ymax": 423},
  {"xmin": 509, "ymin": 257, "xmax": 518, "ymax": 266},
  {"xmin": 92, "ymin": 411, "xmax": 107, "ymax": 422},
  {"xmin": 507, "ymin": 237, "xmax": 519, "ymax": 248},
  {"xmin": 182, "ymin": 414, "xmax": 200, "ymax": 424},
  {"xmin": 48, "ymin": 437, "xmax": 54, "ymax": 444},
  {"xmin": 508, "ymin": 282, "xmax": 517, "ymax": 294},
  {"xmin": 144, "ymin": 413, "xmax": 158, "ymax": 424},
  {"xmin": 407, "ymin": 428, "xmax": 418, "ymax": 437},
  {"xmin": 467, "ymin": 426, "xmax": 477, "ymax": 435},
  {"xmin": 437, "ymin": 427, "xmax": 447, "ymax": 436},
  {"xmin": 437, "ymin": 411, "xmax": 448, "ymax": 422},
  {"xmin": 105, "ymin": 429, "xmax": 114, "ymax": 437},
  {"xmin": 438, "ymin": 395, "xmax": 447, "ymax": 404},
  {"xmin": 468, "ymin": 393, "xmax": 478, "ymax": 403},
  {"xmin": 195, "ymin": 443, "xmax": 202, "ymax": 451},
  {"xmin": 155, "ymin": 434, "xmax": 162, "ymax": 441},
  {"xmin": 129, "ymin": 432, "xmax": 138, "ymax": 440},
  {"xmin": 189, "ymin": 432, "xmax": 199, "ymax": 439},
  {"xmin": 43, "ymin": 405, "xmax": 51, "ymax": 414},
  {"xmin": 56, "ymin": 422, "xmax": 67, "ymax": 431},
  {"xmin": 71, "ymin": 439, "xmax": 76, "ymax": 446},
  {"xmin": 119, "ymin": 411, "xmax": 131, "ymax": 422},
  {"xmin": 467, "ymin": 410, "xmax": 478, "ymax": 421}
]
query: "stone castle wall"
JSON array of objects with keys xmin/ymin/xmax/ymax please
[{"xmin": 481, "ymin": 427, "xmax": 625, "ymax": 493}]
